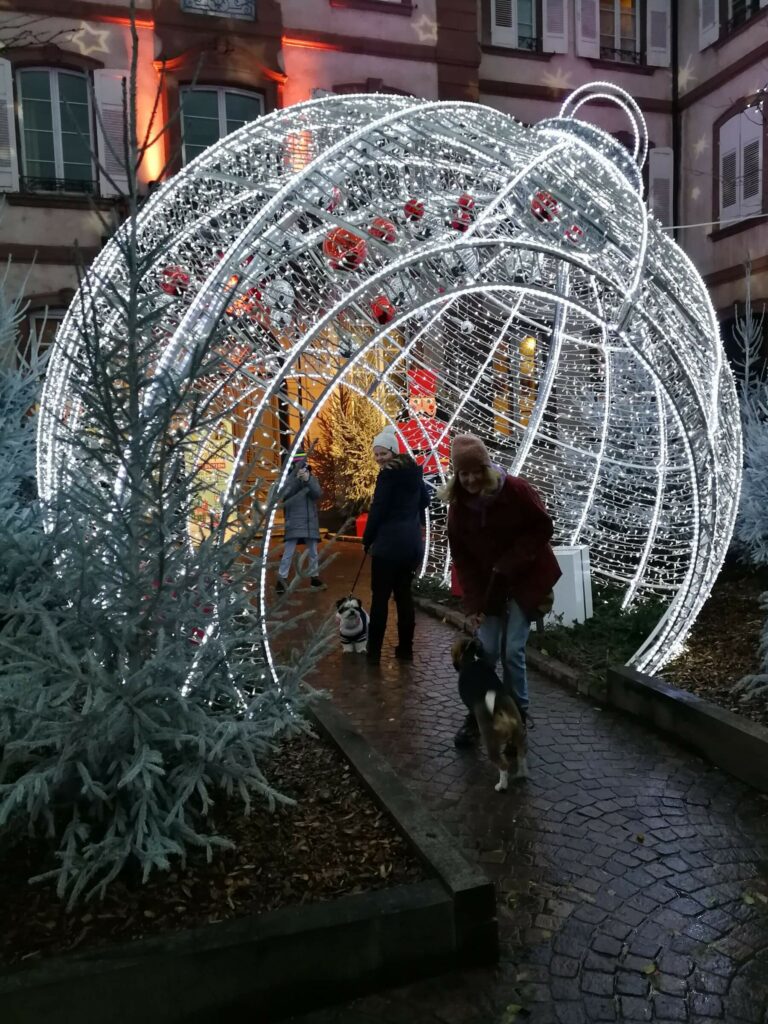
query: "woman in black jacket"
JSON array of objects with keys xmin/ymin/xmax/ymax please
[{"xmin": 363, "ymin": 425, "xmax": 429, "ymax": 665}]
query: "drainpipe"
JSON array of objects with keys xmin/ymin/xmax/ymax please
[{"xmin": 671, "ymin": 1, "xmax": 680, "ymax": 242}]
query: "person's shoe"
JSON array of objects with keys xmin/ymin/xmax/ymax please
[
  {"xmin": 394, "ymin": 646, "xmax": 413, "ymax": 661},
  {"xmin": 276, "ymin": 577, "xmax": 287, "ymax": 595},
  {"xmin": 454, "ymin": 713, "xmax": 480, "ymax": 748},
  {"xmin": 310, "ymin": 576, "xmax": 325, "ymax": 589}
]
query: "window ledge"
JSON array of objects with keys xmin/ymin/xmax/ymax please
[
  {"xmin": 714, "ymin": 9, "xmax": 768, "ymax": 49},
  {"xmin": 5, "ymin": 191, "xmax": 121, "ymax": 211},
  {"xmin": 709, "ymin": 212, "xmax": 768, "ymax": 241},
  {"xmin": 587, "ymin": 57, "xmax": 655, "ymax": 75},
  {"xmin": 330, "ymin": 0, "xmax": 414, "ymax": 14},
  {"xmin": 481, "ymin": 44, "xmax": 553, "ymax": 61}
]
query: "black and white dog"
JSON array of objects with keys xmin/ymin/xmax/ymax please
[{"xmin": 335, "ymin": 596, "xmax": 369, "ymax": 654}]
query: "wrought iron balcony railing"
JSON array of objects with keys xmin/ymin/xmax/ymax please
[
  {"xmin": 180, "ymin": 0, "xmax": 255, "ymax": 19},
  {"xmin": 599, "ymin": 45, "xmax": 642, "ymax": 64},
  {"xmin": 20, "ymin": 175, "xmax": 97, "ymax": 196}
]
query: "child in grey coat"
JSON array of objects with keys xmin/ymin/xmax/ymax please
[{"xmin": 277, "ymin": 458, "xmax": 324, "ymax": 593}]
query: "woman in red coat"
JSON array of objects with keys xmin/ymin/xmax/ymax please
[{"xmin": 444, "ymin": 435, "xmax": 561, "ymax": 746}]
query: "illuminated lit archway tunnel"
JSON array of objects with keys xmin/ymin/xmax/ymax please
[{"xmin": 37, "ymin": 85, "xmax": 741, "ymax": 675}]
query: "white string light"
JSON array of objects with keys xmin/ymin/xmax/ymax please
[{"xmin": 37, "ymin": 87, "xmax": 742, "ymax": 675}]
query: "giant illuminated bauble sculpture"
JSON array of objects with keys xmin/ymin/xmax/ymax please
[{"xmin": 37, "ymin": 84, "xmax": 741, "ymax": 674}]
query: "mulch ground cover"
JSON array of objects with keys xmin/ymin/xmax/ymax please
[
  {"xmin": 662, "ymin": 563, "xmax": 768, "ymax": 730},
  {"xmin": 0, "ymin": 730, "xmax": 425, "ymax": 969}
]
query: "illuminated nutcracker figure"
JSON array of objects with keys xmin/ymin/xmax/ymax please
[{"xmin": 398, "ymin": 367, "xmax": 450, "ymax": 479}]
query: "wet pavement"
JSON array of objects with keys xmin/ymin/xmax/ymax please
[{"xmin": 281, "ymin": 543, "xmax": 768, "ymax": 1024}]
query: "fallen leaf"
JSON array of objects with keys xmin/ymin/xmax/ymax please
[
  {"xmin": 743, "ymin": 893, "xmax": 755, "ymax": 905},
  {"xmin": 642, "ymin": 963, "xmax": 657, "ymax": 975},
  {"xmin": 500, "ymin": 1004, "xmax": 523, "ymax": 1023}
]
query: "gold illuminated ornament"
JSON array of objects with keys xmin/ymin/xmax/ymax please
[{"xmin": 38, "ymin": 84, "xmax": 741, "ymax": 675}]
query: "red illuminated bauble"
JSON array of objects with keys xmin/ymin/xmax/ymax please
[
  {"xmin": 457, "ymin": 192, "xmax": 475, "ymax": 210},
  {"xmin": 451, "ymin": 208, "xmax": 473, "ymax": 232},
  {"xmin": 159, "ymin": 266, "xmax": 190, "ymax": 296},
  {"xmin": 564, "ymin": 223, "xmax": 585, "ymax": 246},
  {"xmin": 370, "ymin": 294, "xmax": 396, "ymax": 325},
  {"xmin": 531, "ymin": 190, "xmax": 559, "ymax": 222},
  {"xmin": 369, "ymin": 216, "xmax": 397, "ymax": 243},
  {"xmin": 404, "ymin": 198, "xmax": 425, "ymax": 220},
  {"xmin": 323, "ymin": 227, "xmax": 368, "ymax": 270}
]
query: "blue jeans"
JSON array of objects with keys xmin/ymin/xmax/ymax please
[
  {"xmin": 279, "ymin": 538, "xmax": 319, "ymax": 579},
  {"xmin": 476, "ymin": 599, "xmax": 531, "ymax": 712}
]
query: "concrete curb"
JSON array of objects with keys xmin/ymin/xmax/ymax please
[
  {"xmin": 0, "ymin": 706, "xmax": 496, "ymax": 1024},
  {"xmin": 607, "ymin": 665, "xmax": 768, "ymax": 794}
]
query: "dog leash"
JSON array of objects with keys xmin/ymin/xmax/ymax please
[{"xmin": 349, "ymin": 549, "xmax": 367, "ymax": 596}]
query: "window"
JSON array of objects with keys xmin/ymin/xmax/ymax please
[
  {"xmin": 490, "ymin": 0, "xmax": 539, "ymax": 51},
  {"xmin": 16, "ymin": 68, "xmax": 94, "ymax": 194},
  {"xmin": 28, "ymin": 308, "xmax": 65, "ymax": 354},
  {"xmin": 600, "ymin": 0, "xmax": 639, "ymax": 63},
  {"xmin": 180, "ymin": 87, "xmax": 264, "ymax": 164},
  {"xmin": 726, "ymin": 0, "xmax": 762, "ymax": 33},
  {"xmin": 719, "ymin": 107, "xmax": 764, "ymax": 224},
  {"xmin": 700, "ymin": 0, "xmax": 766, "ymax": 49},
  {"xmin": 180, "ymin": 0, "xmax": 255, "ymax": 20},
  {"xmin": 578, "ymin": 0, "xmax": 669, "ymax": 66}
]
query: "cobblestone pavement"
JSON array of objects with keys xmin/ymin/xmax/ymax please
[{"xmin": 282, "ymin": 545, "xmax": 768, "ymax": 1024}]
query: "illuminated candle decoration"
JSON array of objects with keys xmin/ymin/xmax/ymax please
[{"xmin": 37, "ymin": 84, "xmax": 741, "ymax": 674}]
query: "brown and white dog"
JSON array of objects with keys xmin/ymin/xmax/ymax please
[{"xmin": 451, "ymin": 636, "xmax": 528, "ymax": 791}]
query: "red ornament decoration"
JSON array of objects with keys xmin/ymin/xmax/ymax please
[
  {"xmin": 564, "ymin": 222, "xmax": 585, "ymax": 246},
  {"xmin": 370, "ymin": 294, "xmax": 396, "ymax": 325},
  {"xmin": 530, "ymin": 190, "xmax": 559, "ymax": 222},
  {"xmin": 451, "ymin": 208, "xmax": 473, "ymax": 232},
  {"xmin": 369, "ymin": 216, "xmax": 397, "ymax": 243},
  {"xmin": 457, "ymin": 192, "xmax": 475, "ymax": 210},
  {"xmin": 159, "ymin": 266, "xmax": 190, "ymax": 296},
  {"xmin": 322, "ymin": 227, "xmax": 368, "ymax": 270},
  {"xmin": 404, "ymin": 198, "xmax": 425, "ymax": 220}
]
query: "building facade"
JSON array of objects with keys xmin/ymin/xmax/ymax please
[{"xmin": 0, "ymin": 0, "xmax": 766, "ymax": 355}]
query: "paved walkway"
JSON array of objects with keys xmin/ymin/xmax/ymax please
[{"xmin": 284, "ymin": 545, "xmax": 768, "ymax": 1024}]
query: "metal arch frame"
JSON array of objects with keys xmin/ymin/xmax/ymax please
[{"xmin": 37, "ymin": 88, "xmax": 742, "ymax": 679}]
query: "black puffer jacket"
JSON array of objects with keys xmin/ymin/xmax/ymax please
[{"xmin": 363, "ymin": 456, "xmax": 429, "ymax": 566}]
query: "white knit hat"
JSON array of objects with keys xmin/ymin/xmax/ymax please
[{"xmin": 372, "ymin": 425, "xmax": 399, "ymax": 453}]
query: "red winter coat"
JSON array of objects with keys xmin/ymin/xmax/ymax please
[{"xmin": 447, "ymin": 474, "xmax": 562, "ymax": 619}]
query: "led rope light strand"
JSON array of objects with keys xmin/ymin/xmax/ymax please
[{"xmin": 38, "ymin": 87, "xmax": 742, "ymax": 676}]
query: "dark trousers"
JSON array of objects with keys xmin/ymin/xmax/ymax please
[{"xmin": 368, "ymin": 557, "xmax": 415, "ymax": 656}]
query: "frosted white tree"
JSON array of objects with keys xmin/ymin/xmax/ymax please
[
  {"xmin": 731, "ymin": 263, "xmax": 768, "ymax": 567},
  {"xmin": 0, "ymin": 11, "xmax": 331, "ymax": 905},
  {"xmin": 730, "ymin": 264, "xmax": 768, "ymax": 702}
]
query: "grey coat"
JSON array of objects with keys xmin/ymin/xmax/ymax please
[{"xmin": 280, "ymin": 469, "xmax": 322, "ymax": 541}]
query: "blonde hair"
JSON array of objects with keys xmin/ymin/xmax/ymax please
[{"xmin": 437, "ymin": 466, "xmax": 501, "ymax": 504}]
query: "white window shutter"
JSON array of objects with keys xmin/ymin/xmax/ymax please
[
  {"xmin": 719, "ymin": 116, "xmax": 739, "ymax": 220},
  {"xmin": 761, "ymin": 0, "xmax": 768, "ymax": 9},
  {"xmin": 699, "ymin": 0, "xmax": 719, "ymax": 50},
  {"xmin": 576, "ymin": 0, "xmax": 599, "ymax": 58},
  {"xmin": 739, "ymin": 108, "xmax": 763, "ymax": 218},
  {"xmin": 542, "ymin": 0, "xmax": 568, "ymax": 53},
  {"xmin": 646, "ymin": 0, "xmax": 670, "ymax": 67},
  {"xmin": 491, "ymin": 0, "xmax": 518, "ymax": 47},
  {"xmin": 0, "ymin": 58, "xmax": 19, "ymax": 193},
  {"xmin": 93, "ymin": 69, "xmax": 130, "ymax": 198},
  {"xmin": 648, "ymin": 146, "xmax": 673, "ymax": 227}
]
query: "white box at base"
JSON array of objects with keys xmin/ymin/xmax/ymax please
[{"xmin": 541, "ymin": 544, "xmax": 593, "ymax": 628}]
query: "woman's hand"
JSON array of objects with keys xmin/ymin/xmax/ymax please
[{"xmin": 465, "ymin": 612, "xmax": 484, "ymax": 633}]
